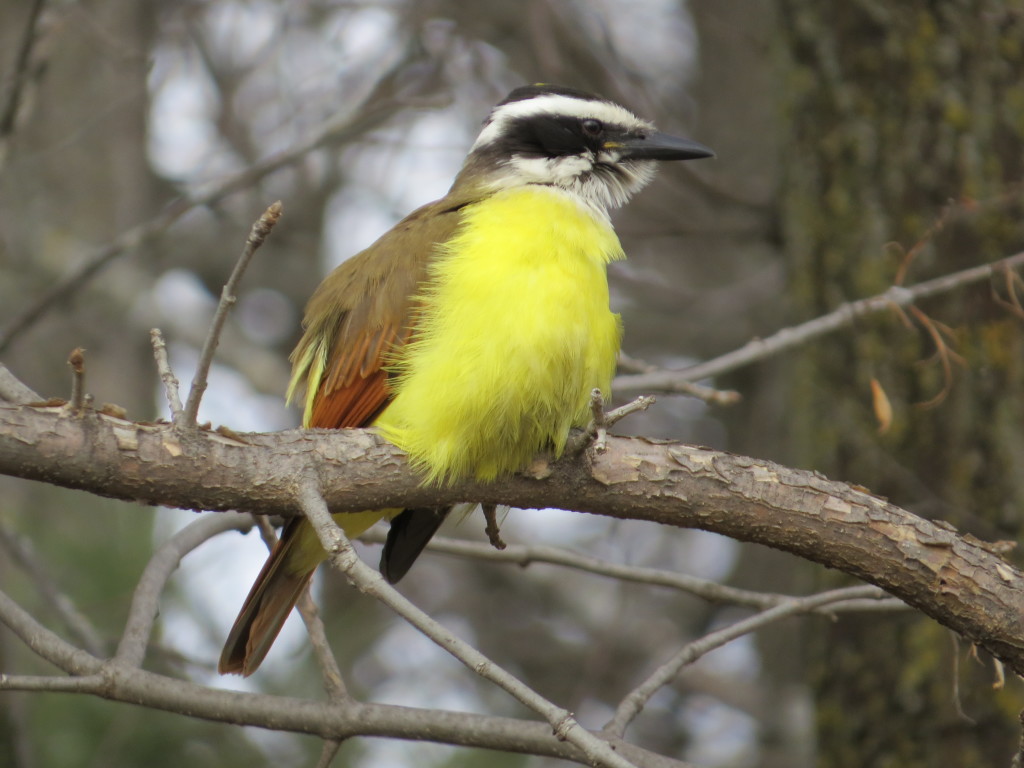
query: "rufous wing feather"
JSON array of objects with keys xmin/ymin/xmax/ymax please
[{"xmin": 220, "ymin": 194, "xmax": 474, "ymax": 675}]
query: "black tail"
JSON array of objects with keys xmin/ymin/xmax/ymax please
[{"xmin": 380, "ymin": 507, "xmax": 450, "ymax": 583}]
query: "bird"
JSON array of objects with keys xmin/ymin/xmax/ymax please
[{"xmin": 219, "ymin": 84, "xmax": 714, "ymax": 676}]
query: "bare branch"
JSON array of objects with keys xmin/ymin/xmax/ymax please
[
  {"xmin": 0, "ymin": 87, "xmax": 416, "ymax": 354},
  {"xmin": 150, "ymin": 328, "xmax": 183, "ymax": 420},
  {"xmin": 604, "ymin": 585, "xmax": 884, "ymax": 737},
  {"xmin": 0, "ymin": 520, "xmax": 106, "ymax": 656},
  {"xmin": 614, "ymin": 250, "xmax": 1024, "ymax": 392},
  {"xmin": 115, "ymin": 514, "xmax": 253, "ymax": 668},
  {"xmin": 0, "ymin": 0, "xmax": 47, "ymax": 151},
  {"xmin": 296, "ymin": 476, "xmax": 642, "ymax": 768},
  {"xmin": 1, "ymin": 404, "xmax": 1023, "ymax": 676},
  {"xmin": 0, "ymin": 586, "xmax": 102, "ymax": 674},
  {"xmin": 315, "ymin": 741, "xmax": 343, "ymax": 768},
  {"xmin": 0, "ymin": 363, "xmax": 41, "ymax": 404},
  {"xmin": 0, "ymin": 568, "xmax": 689, "ymax": 765},
  {"xmin": 179, "ymin": 202, "xmax": 282, "ymax": 428},
  {"xmin": 66, "ymin": 348, "xmax": 86, "ymax": 414},
  {"xmin": 360, "ymin": 531, "xmax": 909, "ymax": 614},
  {"xmin": 605, "ymin": 395, "xmax": 657, "ymax": 427},
  {"xmin": 617, "ymin": 354, "xmax": 739, "ymax": 405}
]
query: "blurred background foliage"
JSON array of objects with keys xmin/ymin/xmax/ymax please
[{"xmin": 1, "ymin": 1, "xmax": 1023, "ymax": 767}]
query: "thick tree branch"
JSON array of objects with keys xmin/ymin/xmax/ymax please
[
  {"xmin": 115, "ymin": 514, "xmax": 253, "ymax": 668},
  {"xmin": 0, "ymin": 586, "xmax": 690, "ymax": 767},
  {"xmin": 1, "ymin": 400, "xmax": 1022, "ymax": 676}
]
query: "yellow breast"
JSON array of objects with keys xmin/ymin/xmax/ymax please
[{"xmin": 375, "ymin": 186, "xmax": 624, "ymax": 484}]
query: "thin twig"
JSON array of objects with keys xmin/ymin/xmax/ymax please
[
  {"xmin": 66, "ymin": 348, "xmax": 86, "ymax": 414},
  {"xmin": 150, "ymin": 328, "xmax": 183, "ymax": 420},
  {"xmin": 254, "ymin": 516, "xmax": 349, "ymax": 700},
  {"xmin": 617, "ymin": 354, "xmax": 739, "ymax": 404},
  {"xmin": 296, "ymin": 476, "xmax": 642, "ymax": 768},
  {"xmin": 179, "ymin": 202, "xmax": 282, "ymax": 428},
  {"xmin": 614, "ymin": 250, "xmax": 1024, "ymax": 393},
  {"xmin": 0, "ymin": 89, "xmax": 412, "ymax": 355},
  {"xmin": 567, "ymin": 392, "xmax": 656, "ymax": 456},
  {"xmin": 0, "ymin": 520, "xmax": 106, "ymax": 656},
  {"xmin": 604, "ymin": 395, "xmax": 657, "ymax": 427},
  {"xmin": 0, "ymin": 674, "xmax": 105, "ymax": 693},
  {"xmin": 0, "ymin": 588, "xmax": 102, "ymax": 673},
  {"xmin": 359, "ymin": 531, "xmax": 908, "ymax": 614},
  {"xmin": 115, "ymin": 514, "xmax": 253, "ymax": 668},
  {"xmin": 315, "ymin": 741, "xmax": 343, "ymax": 768},
  {"xmin": 0, "ymin": 363, "xmax": 41, "ymax": 403},
  {"xmin": 603, "ymin": 585, "xmax": 884, "ymax": 738},
  {"xmin": 0, "ymin": 0, "xmax": 47, "ymax": 140}
]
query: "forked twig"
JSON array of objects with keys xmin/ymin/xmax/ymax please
[
  {"xmin": 297, "ymin": 476, "xmax": 641, "ymax": 768},
  {"xmin": 603, "ymin": 585, "xmax": 884, "ymax": 738}
]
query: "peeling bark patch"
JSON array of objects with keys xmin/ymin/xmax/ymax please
[
  {"xmin": 823, "ymin": 495, "xmax": 852, "ymax": 515},
  {"xmin": 666, "ymin": 445, "xmax": 715, "ymax": 473},
  {"xmin": 996, "ymin": 562, "xmax": 1018, "ymax": 584},
  {"xmin": 592, "ymin": 454, "xmax": 640, "ymax": 485},
  {"xmin": 112, "ymin": 426, "xmax": 139, "ymax": 451}
]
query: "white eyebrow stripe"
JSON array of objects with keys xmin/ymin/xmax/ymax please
[{"xmin": 470, "ymin": 94, "xmax": 654, "ymax": 150}]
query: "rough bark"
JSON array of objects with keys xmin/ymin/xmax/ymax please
[
  {"xmin": 775, "ymin": 1, "xmax": 1024, "ymax": 764},
  {"xmin": 2, "ymin": 401, "xmax": 1024, "ymax": 679}
]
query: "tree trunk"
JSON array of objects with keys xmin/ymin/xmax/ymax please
[{"xmin": 776, "ymin": 1, "xmax": 1024, "ymax": 764}]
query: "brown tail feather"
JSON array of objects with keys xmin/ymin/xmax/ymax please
[{"xmin": 218, "ymin": 520, "xmax": 317, "ymax": 677}]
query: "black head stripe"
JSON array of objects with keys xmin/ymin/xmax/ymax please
[{"xmin": 501, "ymin": 114, "xmax": 603, "ymax": 158}]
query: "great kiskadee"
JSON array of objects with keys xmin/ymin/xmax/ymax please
[{"xmin": 219, "ymin": 84, "xmax": 713, "ymax": 676}]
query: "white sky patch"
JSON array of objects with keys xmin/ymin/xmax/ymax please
[
  {"xmin": 323, "ymin": 110, "xmax": 470, "ymax": 269},
  {"xmin": 695, "ymin": 612, "xmax": 762, "ymax": 680},
  {"xmin": 367, "ymin": 617, "xmax": 480, "ymax": 709},
  {"xmin": 147, "ymin": 47, "xmax": 223, "ymax": 181},
  {"xmin": 323, "ymin": 186, "xmax": 403, "ymax": 270},
  {"xmin": 504, "ymin": 505, "xmax": 611, "ymax": 547},
  {"xmin": 683, "ymin": 694, "xmax": 758, "ymax": 767},
  {"xmin": 203, "ymin": 0, "xmax": 278, "ymax": 64},
  {"xmin": 151, "ymin": 269, "xmax": 215, "ymax": 337},
  {"xmin": 324, "ymin": 5, "xmax": 400, "ymax": 65},
  {"xmin": 589, "ymin": 0, "xmax": 698, "ymax": 95},
  {"xmin": 357, "ymin": 614, "xmax": 488, "ymax": 768}
]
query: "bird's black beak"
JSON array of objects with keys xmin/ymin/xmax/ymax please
[{"xmin": 615, "ymin": 132, "xmax": 715, "ymax": 162}]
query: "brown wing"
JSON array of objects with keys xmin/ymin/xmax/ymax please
[{"xmin": 290, "ymin": 195, "xmax": 475, "ymax": 429}]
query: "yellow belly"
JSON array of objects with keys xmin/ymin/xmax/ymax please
[{"xmin": 376, "ymin": 186, "xmax": 624, "ymax": 484}]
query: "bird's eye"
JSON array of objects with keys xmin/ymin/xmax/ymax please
[{"xmin": 581, "ymin": 119, "xmax": 603, "ymax": 136}]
